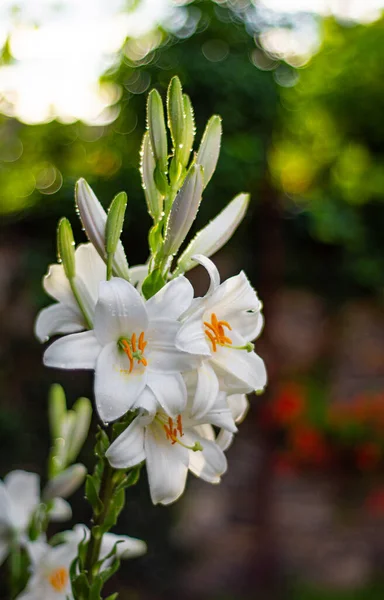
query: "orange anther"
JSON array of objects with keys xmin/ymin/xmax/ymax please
[
  {"xmin": 177, "ymin": 414, "xmax": 183, "ymax": 437},
  {"xmin": 204, "ymin": 313, "xmax": 233, "ymax": 352},
  {"xmin": 49, "ymin": 567, "xmax": 68, "ymax": 592},
  {"xmin": 131, "ymin": 333, "xmax": 137, "ymax": 352}
]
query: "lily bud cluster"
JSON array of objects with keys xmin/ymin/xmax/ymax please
[{"xmin": 29, "ymin": 76, "xmax": 267, "ymax": 598}]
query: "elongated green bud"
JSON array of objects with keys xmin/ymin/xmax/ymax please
[
  {"xmin": 105, "ymin": 192, "xmax": 127, "ymax": 280},
  {"xmin": 197, "ymin": 115, "xmax": 222, "ymax": 188},
  {"xmin": 67, "ymin": 397, "xmax": 92, "ymax": 463},
  {"xmin": 147, "ymin": 89, "xmax": 168, "ymax": 174},
  {"xmin": 167, "ymin": 76, "xmax": 184, "ymax": 154},
  {"xmin": 57, "ymin": 218, "xmax": 75, "ymax": 280},
  {"xmin": 163, "ymin": 164, "xmax": 204, "ymax": 256},
  {"xmin": 48, "ymin": 384, "xmax": 67, "ymax": 441},
  {"xmin": 179, "ymin": 94, "xmax": 195, "ymax": 167},
  {"xmin": 140, "ymin": 132, "xmax": 163, "ymax": 220}
]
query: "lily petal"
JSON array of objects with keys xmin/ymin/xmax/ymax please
[
  {"xmin": 186, "ymin": 430, "xmax": 227, "ymax": 484},
  {"xmin": 44, "ymin": 331, "xmax": 101, "ymax": 370},
  {"xmin": 177, "ymin": 193, "xmax": 250, "ymax": 273},
  {"xmin": 146, "ymin": 276, "xmax": 194, "ymax": 321},
  {"xmin": 75, "ymin": 243, "xmax": 106, "ymax": 306},
  {"xmin": 5, "ymin": 471, "xmax": 39, "ymax": 531},
  {"xmin": 192, "ymin": 254, "xmax": 220, "ymax": 294},
  {"xmin": 147, "ymin": 372, "xmax": 187, "ymax": 417},
  {"xmin": 197, "ymin": 391, "xmax": 237, "ymax": 433},
  {"xmin": 129, "ymin": 264, "xmax": 149, "ymax": 291},
  {"xmin": 49, "ymin": 498, "xmax": 72, "ymax": 522},
  {"xmin": 227, "ymin": 393, "xmax": 249, "ymax": 424},
  {"xmin": 147, "ymin": 319, "xmax": 203, "ymax": 372},
  {"xmin": 145, "ymin": 422, "xmax": 188, "ymax": 505},
  {"xmin": 189, "ymin": 362, "xmax": 219, "ymax": 419},
  {"xmin": 101, "ymin": 533, "xmax": 147, "ymax": 560},
  {"xmin": 175, "ymin": 309, "xmax": 211, "ymax": 357},
  {"xmin": 106, "ymin": 418, "xmax": 146, "ymax": 469},
  {"xmin": 95, "ymin": 342, "xmax": 147, "ymax": 423},
  {"xmin": 94, "ymin": 278, "xmax": 148, "ymax": 346},
  {"xmin": 217, "ymin": 429, "xmax": 234, "ymax": 452},
  {"xmin": 34, "ymin": 303, "xmax": 85, "ymax": 343},
  {"xmin": 43, "ymin": 263, "xmax": 77, "ymax": 309},
  {"xmin": 211, "ymin": 334, "xmax": 267, "ymax": 394}
]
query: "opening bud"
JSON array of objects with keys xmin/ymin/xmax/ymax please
[
  {"xmin": 147, "ymin": 89, "xmax": 168, "ymax": 177},
  {"xmin": 197, "ymin": 115, "xmax": 222, "ymax": 189},
  {"xmin": 43, "ymin": 464, "xmax": 87, "ymax": 501},
  {"xmin": 167, "ymin": 76, "xmax": 185, "ymax": 158}
]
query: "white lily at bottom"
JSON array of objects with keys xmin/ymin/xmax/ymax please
[
  {"xmin": 176, "ymin": 255, "xmax": 267, "ymax": 396},
  {"xmin": 106, "ymin": 387, "xmax": 237, "ymax": 506},
  {"xmin": 17, "ymin": 526, "xmax": 146, "ymax": 600},
  {"xmin": 43, "ymin": 276, "xmax": 203, "ymax": 422},
  {"xmin": 0, "ymin": 471, "xmax": 71, "ymax": 566}
]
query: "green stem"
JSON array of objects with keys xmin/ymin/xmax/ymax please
[
  {"xmin": 9, "ymin": 542, "xmax": 21, "ymax": 599},
  {"xmin": 106, "ymin": 253, "xmax": 113, "ymax": 281},
  {"xmin": 69, "ymin": 278, "xmax": 93, "ymax": 329},
  {"xmin": 84, "ymin": 462, "xmax": 115, "ymax": 581}
]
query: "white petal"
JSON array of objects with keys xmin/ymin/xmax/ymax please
[
  {"xmin": 147, "ymin": 372, "xmax": 187, "ymax": 417},
  {"xmin": 49, "ymin": 498, "xmax": 72, "ymax": 522},
  {"xmin": 43, "ymin": 331, "xmax": 101, "ymax": 370},
  {"xmin": 24, "ymin": 539, "xmax": 50, "ymax": 567},
  {"xmin": 177, "ymin": 193, "xmax": 250, "ymax": 273},
  {"xmin": 175, "ymin": 309, "xmax": 211, "ymax": 357},
  {"xmin": 217, "ymin": 430, "xmax": 234, "ymax": 452},
  {"xmin": 75, "ymin": 243, "xmax": 106, "ymax": 306},
  {"xmin": 129, "ymin": 264, "xmax": 148, "ymax": 290},
  {"xmin": 106, "ymin": 418, "xmax": 146, "ymax": 469},
  {"xmin": 5, "ymin": 471, "xmax": 39, "ymax": 531},
  {"xmin": 186, "ymin": 430, "xmax": 227, "ymax": 484},
  {"xmin": 0, "ymin": 480, "xmax": 13, "ymax": 529},
  {"xmin": 34, "ymin": 304, "xmax": 85, "ymax": 342},
  {"xmin": 227, "ymin": 393, "xmax": 249, "ymax": 424},
  {"xmin": 101, "ymin": 533, "xmax": 147, "ymax": 560},
  {"xmin": 147, "ymin": 319, "xmax": 203, "ymax": 372},
  {"xmin": 132, "ymin": 386, "xmax": 158, "ymax": 415},
  {"xmin": 198, "ymin": 391, "xmax": 237, "ymax": 433},
  {"xmin": 205, "ymin": 271, "xmax": 263, "ymax": 341},
  {"xmin": 144, "ymin": 423, "xmax": 188, "ymax": 505},
  {"xmin": 192, "ymin": 254, "xmax": 220, "ymax": 294},
  {"xmin": 94, "ymin": 278, "xmax": 148, "ymax": 346},
  {"xmin": 95, "ymin": 343, "xmax": 147, "ymax": 423},
  {"xmin": 211, "ymin": 331, "xmax": 267, "ymax": 393},
  {"xmin": 43, "ymin": 263, "xmax": 77, "ymax": 309},
  {"xmin": 146, "ymin": 276, "xmax": 194, "ymax": 321},
  {"xmin": 75, "ymin": 178, "xmax": 130, "ymax": 280},
  {"xmin": 189, "ymin": 362, "xmax": 219, "ymax": 419}
]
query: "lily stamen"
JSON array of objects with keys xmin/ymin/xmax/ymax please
[
  {"xmin": 119, "ymin": 332, "xmax": 148, "ymax": 373},
  {"xmin": 157, "ymin": 414, "xmax": 202, "ymax": 452},
  {"xmin": 204, "ymin": 312, "xmax": 233, "ymax": 352},
  {"xmin": 49, "ymin": 567, "xmax": 68, "ymax": 592}
]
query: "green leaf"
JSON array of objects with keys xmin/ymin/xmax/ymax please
[
  {"xmin": 85, "ymin": 475, "xmax": 104, "ymax": 516},
  {"xmin": 141, "ymin": 268, "xmax": 166, "ymax": 299},
  {"xmin": 105, "ymin": 594, "xmax": 119, "ymax": 600},
  {"xmin": 154, "ymin": 163, "xmax": 168, "ymax": 196},
  {"xmin": 148, "ymin": 222, "xmax": 163, "ymax": 256}
]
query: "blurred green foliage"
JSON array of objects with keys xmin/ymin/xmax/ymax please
[{"xmin": 270, "ymin": 17, "xmax": 384, "ymax": 290}]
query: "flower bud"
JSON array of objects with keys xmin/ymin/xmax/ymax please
[
  {"xmin": 105, "ymin": 191, "xmax": 127, "ymax": 279},
  {"xmin": 163, "ymin": 164, "xmax": 204, "ymax": 256},
  {"xmin": 48, "ymin": 384, "xmax": 67, "ymax": 441},
  {"xmin": 75, "ymin": 178, "xmax": 130, "ymax": 280},
  {"xmin": 179, "ymin": 93, "xmax": 195, "ymax": 167},
  {"xmin": 57, "ymin": 218, "xmax": 76, "ymax": 280},
  {"xmin": 43, "ymin": 463, "xmax": 87, "ymax": 500},
  {"xmin": 147, "ymin": 89, "xmax": 168, "ymax": 175},
  {"xmin": 176, "ymin": 192, "xmax": 250, "ymax": 273},
  {"xmin": 167, "ymin": 76, "xmax": 184, "ymax": 155},
  {"xmin": 196, "ymin": 115, "xmax": 222, "ymax": 188},
  {"xmin": 66, "ymin": 397, "xmax": 92, "ymax": 464},
  {"xmin": 140, "ymin": 132, "xmax": 163, "ymax": 221}
]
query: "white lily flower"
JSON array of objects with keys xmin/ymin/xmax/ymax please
[
  {"xmin": 0, "ymin": 471, "xmax": 71, "ymax": 566},
  {"xmin": 75, "ymin": 179, "xmax": 130, "ymax": 280},
  {"xmin": 18, "ymin": 525, "xmax": 146, "ymax": 600},
  {"xmin": 35, "ymin": 243, "xmax": 105, "ymax": 343},
  {"xmin": 227, "ymin": 393, "xmax": 249, "ymax": 424},
  {"xmin": 106, "ymin": 385, "xmax": 237, "ymax": 506},
  {"xmin": 43, "ymin": 276, "xmax": 204, "ymax": 423},
  {"xmin": 176, "ymin": 255, "xmax": 267, "ymax": 396}
]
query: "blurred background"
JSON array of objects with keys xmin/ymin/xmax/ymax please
[{"xmin": 1, "ymin": 0, "xmax": 384, "ymax": 598}]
